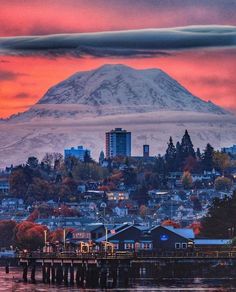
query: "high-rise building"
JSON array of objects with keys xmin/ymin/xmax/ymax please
[{"xmin": 106, "ymin": 128, "xmax": 131, "ymax": 158}]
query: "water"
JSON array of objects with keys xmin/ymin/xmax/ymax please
[{"xmin": 1, "ymin": 267, "xmax": 236, "ymax": 291}]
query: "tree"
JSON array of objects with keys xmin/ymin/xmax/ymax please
[
  {"xmin": 14, "ymin": 221, "xmax": 47, "ymax": 250},
  {"xmin": 180, "ymin": 130, "xmax": 196, "ymax": 160},
  {"xmin": 213, "ymin": 151, "xmax": 230, "ymax": 175},
  {"xmin": 133, "ymin": 185, "xmax": 149, "ymax": 205},
  {"xmin": 165, "ymin": 137, "xmax": 176, "ymax": 172},
  {"xmin": 84, "ymin": 150, "xmax": 93, "ymax": 163},
  {"xmin": 139, "ymin": 205, "xmax": 148, "ymax": 218},
  {"xmin": 188, "ymin": 222, "xmax": 201, "ymax": 236},
  {"xmin": 201, "ymin": 191, "xmax": 236, "ymax": 238},
  {"xmin": 196, "ymin": 148, "xmax": 202, "ymax": 161},
  {"xmin": 202, "ymin": 143, "xmax": 214, "ymax": 171},
  {"xmin": 99, "ymin": 151, "xmax": 105, "ymax": 165},
  {"xmin": 0, "ymin": 220, "xmax": 17, "ymax": 248},
  {"xmin": 25, "ymin": 177, "xmax": 53, "ymax": 202},
  {"xmin": 181, "ymin": 171, "xmax": 193, "ymax": 189},
  {"xmin": 27, "ymin": 157, "xmax": 39, "ymax": 169},
  {"xmin": 214, "ymin": 176, "xmax": 232, "ymax": 191},
  {"xmin": 27, "ymin": 209, "xmax": 40, "ymax": 222},
  {"xmin": 9, "ymin": 166, "xmax": 32, "ymax": 198},
  {"xmin": 42, "ymin": 152, "xmax": 63, "ymax": 170},
  {"xmin": 162, "ymin": 219, "xmax": 181, "ymax": 228}
]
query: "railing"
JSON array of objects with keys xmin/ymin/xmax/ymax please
[{"xmin": 18, "ymin": 250, "xmax": 236, "ymax": 260}]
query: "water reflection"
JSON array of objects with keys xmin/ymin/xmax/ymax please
[{"xmin": 0, "ymin": 267, "xmax": 235, "ymax": 291}]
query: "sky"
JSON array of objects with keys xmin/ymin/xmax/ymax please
[{"xmin": 0, "ymin": 0, "xmax": 235, "ymax": 118}]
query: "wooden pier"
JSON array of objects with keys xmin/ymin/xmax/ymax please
[{"xmin": 18, "ymin": 251, "xmax": 236, "ymax": 288}]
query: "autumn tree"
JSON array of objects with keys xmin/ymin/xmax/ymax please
[
  {"xmin": 139, "ymin": 205, "xmax": 148, "ymax": 218},
  {"xmin": 9, "ymin": 166, "xmax": 32, "ymax": 198},
  {"xmin": 14, "ymin": 221, "xmax": 47, "ymax": 250},
  {"xmin": 27, "ymin": 209, "xmax": 40, "ymax": 222},
  {"xmin": 181, "ymin": 171, "xmax": 193, "ymax": 189},
  {"xmin": 213, "ymin": 151, "xmax": 231, "ymax": 175},
  {"xmin": 162, "ymin": 219, "xmax": 181, "ymax": 228}
]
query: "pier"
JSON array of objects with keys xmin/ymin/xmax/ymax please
[{"xmin": 18, "ymin": 250, "xmax": 236, "ymax": 288}]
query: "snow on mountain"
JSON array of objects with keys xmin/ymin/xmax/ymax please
[
  {"xmin": 11, "ymin": 64, "xmax": 227, "ymax": 122},
  {"xmin": 1, "ymin": 64, "xmax": 235, "ymax": 168}
]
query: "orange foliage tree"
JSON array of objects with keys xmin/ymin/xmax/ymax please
[
  {"xmin": 188, "ymin": 222, "xmax": 202, "ymax": 236},
  {"xmin": 162, "ymin": 219, "xmax": 181, "ymax": 228},
  {"xmin": 27, "ymin": 209, "xmax": 40, "ymax": 222},
  {"xmin": 14, "ymin": 221, "xmax": 47, "ymax": 250}
]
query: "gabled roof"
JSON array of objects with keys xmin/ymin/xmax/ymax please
[
  {"xmin": 165, "ymin": 226, "xmax": 195, "ymax": 239},
  {"xmin": 150, "ymin": 225, "xmax": 195, "ymax": 239},
  {"xmin": 96, "ymin": 224, "xmax": 138, "ymax": 243}
]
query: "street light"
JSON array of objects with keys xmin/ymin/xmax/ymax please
[
  {"xmin": 63, "ymin": 229, "xmax": 66, "ymax": 250},
  {"xmin": 105, "ymin": 227, "xmax": 108, "ymax": 255},
  {"xmin": 44, "ymin": 230, "xmax": 47, "ymax": 251}
]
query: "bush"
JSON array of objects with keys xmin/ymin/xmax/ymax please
[{"xmin": 214, "ymin": 176, "xmax": 232, "ymax": 191}]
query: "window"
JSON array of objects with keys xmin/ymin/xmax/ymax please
[
  {"xmin": 141, "ymin": 242, "xmax": 152, "ymax": 250},
  {"xmin": 112, "ymin": 243, "xmax": 119, "ymax": 250},
  {"xmin": 124, "ymin": 243, "xmax": 134, "ymax": 250},
  {"xmin": 182, "ymin": 243, "xmax": 187, "ymax": 249},
  {"xmin": 175, "ymin": 243, "xmax": 181, "ymax": 249}
]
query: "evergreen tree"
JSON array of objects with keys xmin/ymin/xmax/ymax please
[
  {"xmin": 202, "ymin": 143, "xmax": 214, "ymax": 171},
  {"xmin": 165, "ymin": 137, "xmax": 176, "ymax": 172},
  {"xmin": 83, "ymin": 150, "xmax": 92, "ymax": 163},
  {"xmin": 175, "ymin": 141, "xmax": 182, "ymax": 171},
  {"xmin": 99, "ymin": 151, "xmax": 105, "ymax": 165},
  {"xmin": 180, "ymin": 130, "xmax": 195, "ymax": 159},
  {"xmin": 196, "ymin": 148, "xmax": 202, "ymax": 161},
  {"xmin": 201, "ymin": 190, "xmax": 236, "ymax": 238}
]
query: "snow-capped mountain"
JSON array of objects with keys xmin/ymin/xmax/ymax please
[
  {"xmin": 1, "ymin": 64, "xmax": 235, "ymax": 168},
  {"xmin": 11, "ymin": 64, "xmax": 226, "ymax": 121}
]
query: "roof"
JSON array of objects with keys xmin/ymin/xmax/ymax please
[
  {"xmin": 194, "ymin": 239, "xmax": 231, "ymax": 245},
  {"xmin": 150, "ymin": 225, "xmax": 195, "ymax": 239},
  {"xmin": 96, "ymin": 224, "xmax": 137, "ymax": 243},
  {"xmin": 165, "ymin": 226, "xmax": 195, "ymax": 239}
]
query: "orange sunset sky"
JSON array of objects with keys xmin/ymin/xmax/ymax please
[{"xmin": 0, "ymin": 0, "xmax": 235, "ymax": 118}]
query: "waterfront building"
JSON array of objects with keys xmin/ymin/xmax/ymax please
[
  {"xmin": 64, "ymin": 145, "xmax": 91, "ymax": 161},
  {"xmin": 105, "ymin": 128, "xmax": 131, "ymax": 158}
]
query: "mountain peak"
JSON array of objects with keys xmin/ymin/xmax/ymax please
[{"xmin": 12, "ymin": 64, "xmax": 227, "ymax": 122}]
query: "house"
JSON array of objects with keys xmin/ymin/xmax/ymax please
[
  {"xmin": 1, "ymin": 198, "xmax": 24, "ymax": 210},
  {"xmin": 96, "ymin": 225, "xmax": 142, "ymax": 250},
  {"xmin": 113, "ymin": 206, "xmax": 128, "ymax": 217},
  {"xmin": 0, "ymin": 177, "xmax": 10, "ymax": 195},
  {"xmin": 96, "ymin": 224, "xmax": 195, "ymax": 251},
  {"xmin": 107, "ymin": 191, "xmax": 129, "ymax": 202},
  {"xmin": 150, "ymin": 225, "xmax": 194, "ymax": 251}
]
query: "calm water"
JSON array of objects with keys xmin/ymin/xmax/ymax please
[{"xmin": 1, "ymin": 267, "xmax": 236, "ymax": 291}]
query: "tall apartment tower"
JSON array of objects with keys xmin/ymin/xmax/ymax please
[{"xmin": 106, "ymin": 128, "xmax": 131, "ymax": 158}]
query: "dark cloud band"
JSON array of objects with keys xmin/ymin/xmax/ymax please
[{"xmin": 0, "ymin": 25, "xmax": 235, "ymax": 57}]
